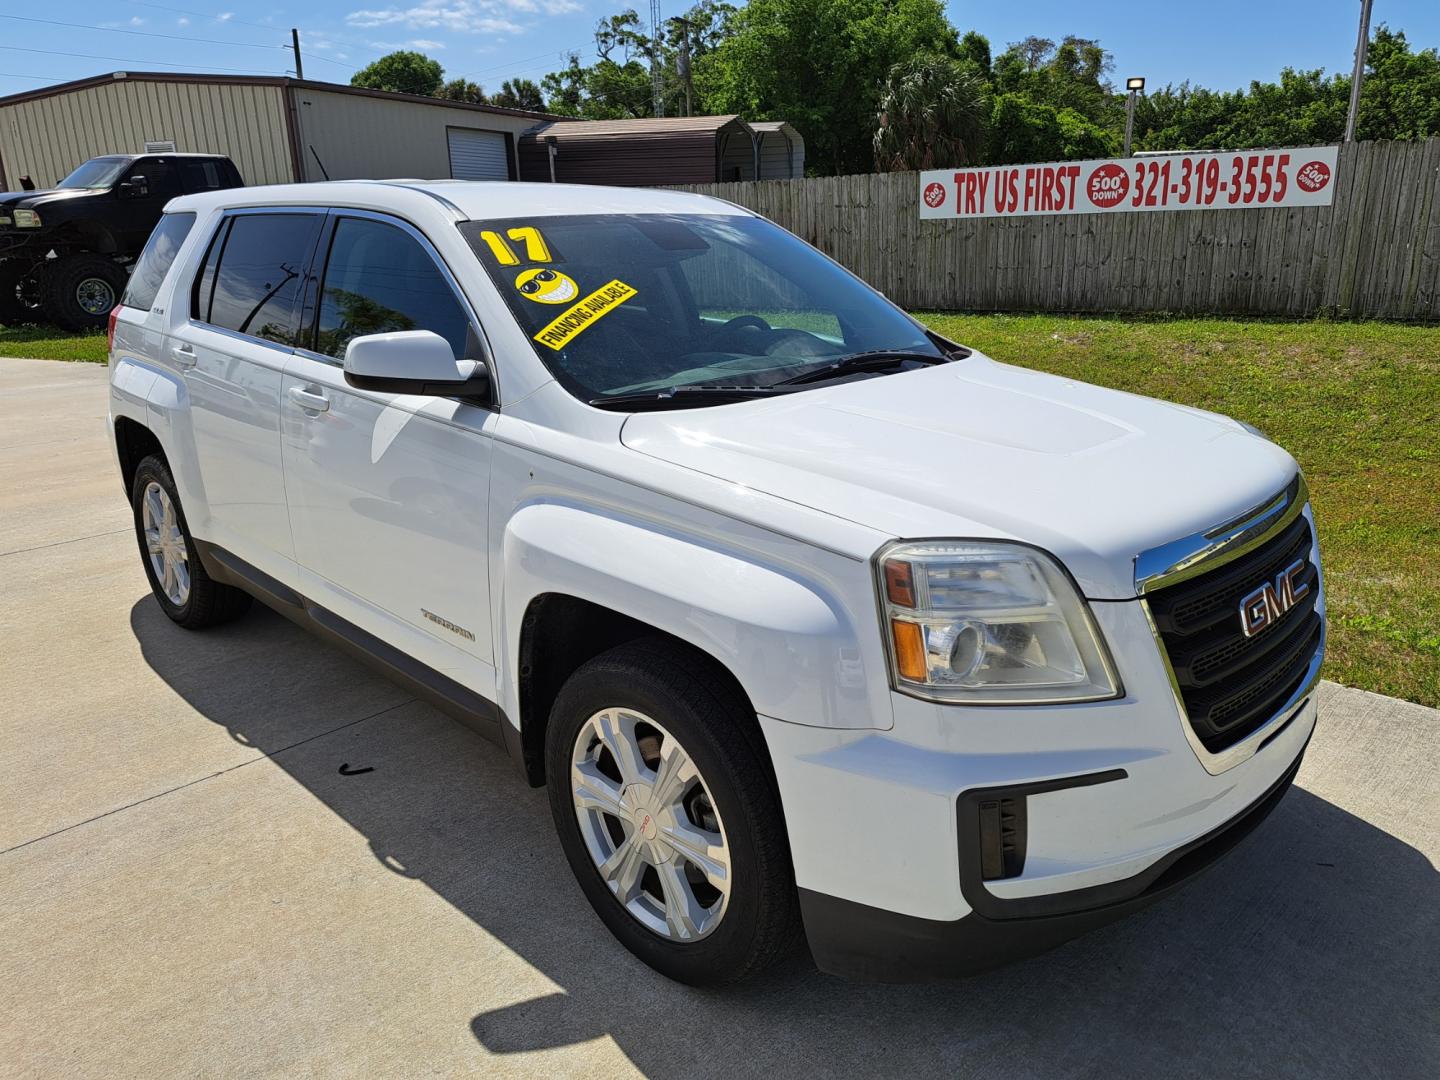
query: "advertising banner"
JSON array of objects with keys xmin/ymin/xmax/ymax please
[{"xmin": 919, "ymin": 145, "xmax": 1340, "ymax": 219}]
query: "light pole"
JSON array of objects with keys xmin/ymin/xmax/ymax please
[
  {"xmin": 1344, "ymin": 0, "xmax": 1375, "ymax": 142},
  {"xmin": 1123, "ymin": 76, "xmax": 1145, "ymax": 157}
]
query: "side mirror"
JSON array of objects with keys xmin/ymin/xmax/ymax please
[
  {"xmin": 118, "ymin": 177, "xmax": 149, "ymax": 199},
  {"xmin": 342, "ymin": 330, "xmax": 491, "ymax": 402}
]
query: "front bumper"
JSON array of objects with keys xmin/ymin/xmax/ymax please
[
  {"xmin": 758, "ymin": 594, "xmax": 1322, "ymax": 981},
  {"xmin": 797, "ymin": 728, "xmax": 1308, "ymax": 981}
]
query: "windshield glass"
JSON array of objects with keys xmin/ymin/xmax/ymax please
[
  {"xmin": 461, "ymin": 214, "xmax": 942, "ymax": 402},
  {"xmin": 57, "ymin": 157, "xmax": 130, "ymax": 190}
]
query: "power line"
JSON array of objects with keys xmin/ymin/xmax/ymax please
[
  {"xmin": 456, "ymin": 47, "xmax": 597, "ymax": 85},
  {"xmin": 0, "ymin": 13, "xmax": 280, "ymax": 50},
  {"xmin": 0, "ymin": 42, "xmax": 283, "ymax": 75},
  {"xmin": 123, "ymin": 3, "xmax": 379, "ymax": 58},
  {"xmin": 123, "ymin": 1, "xmax": 289, "ymax": 35},
  {"xmin": 0, "ymin": 70, "xmax": 54, "ymax": 82}
]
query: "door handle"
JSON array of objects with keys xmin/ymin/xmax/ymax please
[
  {"xmin": 171, "ymin": 343, "xmax": 196, "ymax": 369},
  {"xmin": 287, "ymin": 386, "xmax": 330, "ymax": 413}
]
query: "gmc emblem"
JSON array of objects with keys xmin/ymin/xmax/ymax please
[{"xmin": 1238, "ymin": 559, "xmax": 1309, "ymax": 637}]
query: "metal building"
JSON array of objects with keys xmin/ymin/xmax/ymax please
[
  {"xmin": 517, "ymin": 116, "xmax": 806, "ymax": 186},
  {"xmin": 0, "ymin": 72, "xmax": 551, "ymax": 190}
]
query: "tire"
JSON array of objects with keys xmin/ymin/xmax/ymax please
[
  {"xmin": 545, "ymin": 638, "xmax": 801, "ymax": 986},
  {"xmin": 130, "ymin": 454, "xmax": 252, "ymax": 630},
  {"xmin": 41, "ymin": 253, "xmax": 127, "ymax": 332},
  {"xmin": 0, "ymin": 259, "xmax": 42, "ymax": 327}
]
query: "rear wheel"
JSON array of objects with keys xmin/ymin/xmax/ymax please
[
  {"xmin": 545, "ymin": 639, "xmax": 801, "ymax": 985},
  {"xmin": 130, "ymin": 454, "xmax": 252, "ymax": 629},
  {"xmin": 42, "ymin": 253, "xmax": 127, "ymax": 332}
]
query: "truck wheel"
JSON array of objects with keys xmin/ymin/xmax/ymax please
[
  {"xmin": 545, "ymin": 639, "xmax": 801, "ymax": 985},
  {"xmin": 42, "ymin": 254, "xmax": 127, "ymax": 332},
  {"xmin": 0, "ymin": 260, "xmax": 41, "ymax": 326},
  {"xmin": 131, "ymin": 454, "xmax": 252, "ymax": 630}
]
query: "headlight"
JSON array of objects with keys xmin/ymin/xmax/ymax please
[
  {"xmin": 13, "ymin": 209, "xmax": 42, "ymax": 228},
  {"xmin": 876, "ymin": 541, "xmax": 1120, "ymax": 704}
]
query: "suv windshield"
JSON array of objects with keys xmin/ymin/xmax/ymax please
[
  {"xmin": 461, "ymin": 214, "xmax": 944, "ymax": 404},
  {"xmin": 57, "ymin": 157, "xmax": 130, "ymax": 190}
]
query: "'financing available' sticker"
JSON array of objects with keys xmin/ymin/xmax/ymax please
[{"xmin": 532, "ymin": 280, "xmax": 638, "ymax": 350}]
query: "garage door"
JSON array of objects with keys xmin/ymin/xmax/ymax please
[{"xmin": 448, "ymin": 129, "xmax": 510, "ymax": 180}]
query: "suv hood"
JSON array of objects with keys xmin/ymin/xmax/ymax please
[{"xmin": 619, "ymin": 354, "xmax": 1298, "ymax": 599}]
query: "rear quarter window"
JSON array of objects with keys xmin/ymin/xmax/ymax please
[{"xmin": 121, "ymin": 212, "xmax": 196, "ymax": 312}]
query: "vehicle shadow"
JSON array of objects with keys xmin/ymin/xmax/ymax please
[{"xmin": 130, "ymin": 598, "xmax": 1439, "ymax": 1079}]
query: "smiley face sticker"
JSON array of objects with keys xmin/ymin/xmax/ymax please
[{"xmin": 515, "ymin": 267, "xmax": 578, "ymax": 305}]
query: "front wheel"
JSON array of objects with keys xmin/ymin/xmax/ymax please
[
  {"xmin": 0, "ymin": 260, "xmax": 42, "ymax": 326},
  {"xmin": 545, "ymin": 640, "xmax": 801, "ymax": 985}
]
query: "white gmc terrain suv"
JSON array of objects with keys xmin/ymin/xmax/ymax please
[{"xmin": 108, "ymin": 181, "xmax": 1325, "ymax": 985}]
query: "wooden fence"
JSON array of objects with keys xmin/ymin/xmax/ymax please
[{"xmin": 674, "ymin": 139, "xmax": 1440, "ymax": 320}]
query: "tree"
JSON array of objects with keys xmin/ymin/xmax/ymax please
[
  {"xmin": 1127, "ymin": 26, "xmax": 1439, "ymax": 152},
  {"xmin": 993, "ymin": 35, "xmax": 1120, "ymax": 131},
  {"xmin": 874, "ymin": 55, "xmax": 989, "ymax": 171},
  {"xmin": 1010, "ymin": 36, "xmax": 1054, "ymax": 72},
  {"xmin": 492, "ymin": 78, "xmax": 545, "ymax": 112},
  {"xmin": 1356, "ymin": 26, "xmax": 1440, "ymax": 140},
  {"xmin": 704, "ymin": 0, "xmax": 959, "ymax": 175},
  {"xmin": 957, "ymin": 31, "xmax": 992, "ymax": 80},
  {"xmin": 351, "ymin": 50, "xmax": 444, "ymax": 97},
  {"xmin": 437, "ymin": 78, "xmax": 487, "ymax": 105},
  {"xmin": 987, "ymin": 92, "xmax": 1115, "ymax": 164},
  {"xmin": 541, "ymin": 3, "xmax": 736, "ymax": 120}
]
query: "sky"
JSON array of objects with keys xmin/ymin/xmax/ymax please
[{"xmin": 0, "ymin": 1, "xmax": 1436, "ymax": 103}]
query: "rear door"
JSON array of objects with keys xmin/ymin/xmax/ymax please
[
  {"xmin": 169, "ymin": 208, "xmax": 324, "ymax": 572},
  {"xmin": 280, "ymin": 210, "xmax": 499, "ymax": 680}
]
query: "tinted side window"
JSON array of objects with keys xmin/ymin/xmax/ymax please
[
  {"xmin": 126, "ymin": 159, "xmax": 180, "ymax": 198},
  {"xmin": 315, "ymin": 217, "xmax": 470, "ymax": 360},
  {"xmin": 121, "ymin": 212, "xmax": 195, "ymax": 311},
  {"xmin": 198, "ymin": 213, "xmax": 322, "ymax": 345},
  {"xmin": 179, "ymin": 160, "xmax": 224, "ymax": 193}
]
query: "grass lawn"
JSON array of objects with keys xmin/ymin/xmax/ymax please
[
  {"xmin": 0, "ymin": 325, "xmax": 106, "ymax": 362},
  {"xmin": 6, "ymin": 312, "xmax": 1436, "ymax": 706},
  {"xmin": 920, "ymin": 313, "xmax": 1440, "ymax": 709}
]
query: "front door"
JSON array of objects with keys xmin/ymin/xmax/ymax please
[
  {"xmin": 280, "ymin": 211, "xmax": 498, "ymax": 681},
  {"xmin": 116, "ymin": 158, "xmax": 182, "ymax": 250}
]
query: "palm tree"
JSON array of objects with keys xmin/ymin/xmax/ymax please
[{"xmin": 874, "ymin": 55, "xmax": 989, "ymax": 172}]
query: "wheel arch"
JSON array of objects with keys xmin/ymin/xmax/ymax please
[
  {"xmin": 513, "ymin": 593, "xmax": 758, "ymax": 787},
  {"xmin": 113, "ymin": 413, "xmax": 166, "ymax": 497},
  {"xmin": 499, "ymin": 500, "xmax": 889, "ymax": 786}
]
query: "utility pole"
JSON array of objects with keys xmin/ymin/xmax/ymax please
[
  {"xmin": 671, "ymin": 16, "xmax": 693, "ymax": 117},
  {"xmin": 649, "ymin": 0, "xmax": 664, "ymax": 117},
  {"xmin": 291, "ymin": 28, "xmax": 304, "ymax": 80},
  {"xmin": 1344, "ymin": 0, "xmax": 1374, "ymax": 142},
  {"xmin": 1123, "ymin": 76, "xmax": 1145, "ymax": 157}
]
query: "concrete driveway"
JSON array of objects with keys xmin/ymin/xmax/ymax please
[{"xmin": 1, "ymin": 356, "xmax": 1437, "ymax": 1079}]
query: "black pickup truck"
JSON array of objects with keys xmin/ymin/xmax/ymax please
[{"xmin": 0, "ymin": 153, "xmax": 243, "ymax": 331}]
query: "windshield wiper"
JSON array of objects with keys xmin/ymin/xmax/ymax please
[
  {"xmin": 769, "ymin": 350, "xmax": 951, "ymax": 387},
  {"xmin": 590, "ymin": 384, "xmax": 798, "ymax": 411}
]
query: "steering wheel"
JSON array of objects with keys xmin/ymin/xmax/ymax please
[{"xmin": 716, "ymin": 314, "xmax": 772, "ymax": 334}]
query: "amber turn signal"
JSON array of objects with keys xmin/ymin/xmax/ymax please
[
  {"xmin": 884, "ymin": 559, "xmax": 916, "ymax": 607},
  {"xmin": 891, "ymin": 619, "xmax": 926, "ymax": 681}
]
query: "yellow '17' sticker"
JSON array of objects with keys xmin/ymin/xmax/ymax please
[{"xmin": 533, "ymin": 279, "xmax": 637, "ymax": 350}]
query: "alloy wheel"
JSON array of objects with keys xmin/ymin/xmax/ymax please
[
  {"xmin": 141, "ymin": 481, "xmax": 190, "ymax": 606},
  {"xmin": 570, "ymin": 708, "xmax": 731, "ymax": 941}
]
